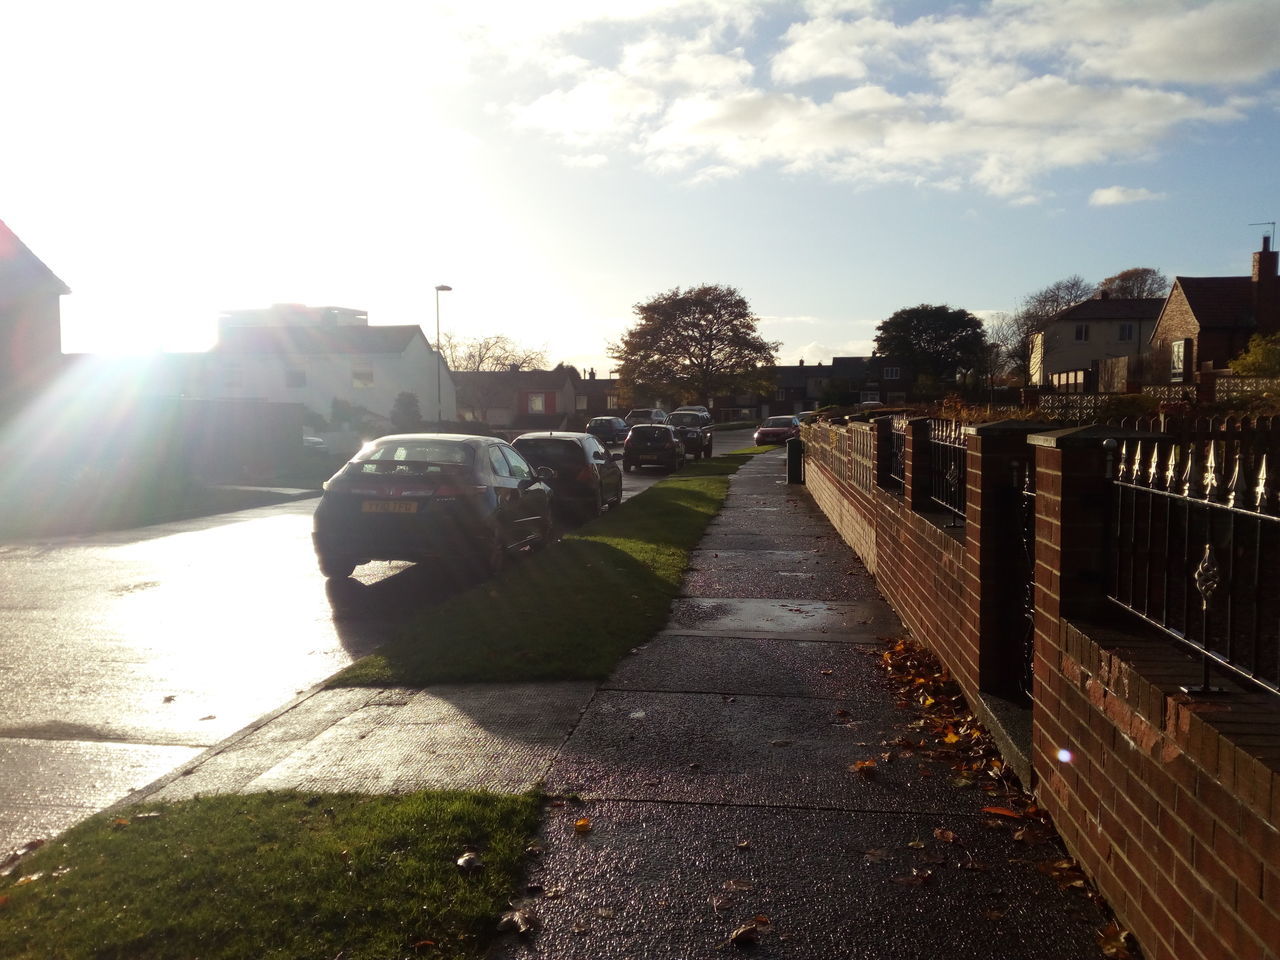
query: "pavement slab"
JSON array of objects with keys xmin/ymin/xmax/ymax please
[
  {"xmin": 492, "ymin": 799, "xmax": 1106, "ymax": 960},
  {"xmin": 682, "ymin": 548, "xmax": 883, "ymax": 600},
  {"xmin": 547, "ymin": 689, "xmax": 986, "ymax": 814},
  {"xmin": 667, "ymin": 597, "xmax": 901, "ymax": 640},
  {"xmin": 607, "ymin": 634, "xmax": 890, "ymax": 699}
]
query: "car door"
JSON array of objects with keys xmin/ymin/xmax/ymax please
[
  {"xmin": 499, "ymin": 443, "xmax": 550, "ymax": 545},
  {"xmin": 486, "ymin": 443, "xmax": 522, "ymax": 548},
  {"xmin": 585, "ymin": 436, "xmax": 621, "ymax": 501}
]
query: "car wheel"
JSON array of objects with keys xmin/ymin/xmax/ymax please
[
  {"xmin": 318, "ymin": 555, "xmax": 356, "ymax": 579},
  {"xmin": 624, "ymin": 460, "xmax": 634, "ymax": 472}
]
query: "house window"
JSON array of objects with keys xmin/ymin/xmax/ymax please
[
  {"xmin": 606, "ymin": 393, "xmax": 619, "ymax": 409},
  {"xmin": 528, "ymin": 393, "xmax": 545, "ymax": 413},
  {"xmin": 861, "ymin": 391, "xmax": 880, "ymax": 402},
  {"xmin": 1171, "ymin": 340, "xmax": 1186, "ymax": 382},
  {"xmin": 352, "ymin": 367, "xmax": 373, "ymax": 388},
  {"xmin": 1118, "ymin": 323, "xmax": 1134, "ymax": 342},
  {"xmin": 775, "ymin": 389, "xmax": 786, "ymax": 401},
  {"xmin": 576, "ymin": 394, "xmax": 588, "ymax": 411},
  {"xmin": 285, "ymin": 369, "xmax": 306, "ymax": 388},
  {"xmin": 1075, "ymin": 324, "xmax": 1089, "ymax": 342},
  {"xmin": 883, "ymin": 366, "xmax": 901, "ymax": 380}
]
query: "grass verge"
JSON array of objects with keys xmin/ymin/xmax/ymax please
[
  {"xmin": 0, "ymin": 790, "xmax": 541, "ymax": 960},
  {"xmin": 329, "ymin": 451, "xmax": 755, "ymax": 687}
]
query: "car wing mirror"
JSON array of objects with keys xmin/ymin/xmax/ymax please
[
  {"xmin": 611, "ymin": 452, "xmax": 623, "ymax": 461},
  {"xmin": 535, "ymin": 466, "xmax": 556, "ymax": 481}
]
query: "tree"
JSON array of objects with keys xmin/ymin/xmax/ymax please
[
  {"xmin": 609, "ymin": 284, "xmax": 779, "ymax": 405},
  {"xmin": 1230, "ymin": 333, "xmax": 1280, "ymax": 377},
  {"xmin": 440, "ymin": 334, "xmax": 546, "ymax": 373},
  {"xmin": 1098, "ymin": 267, "xmax": 1170, "ymax": 299},
  {"xmin": 873, "ymin": 304, "xmax": 987, "ymax": 384},
  {"xmin": 390, "ymin": 391, "xmax": 423, "ymax": 431}
]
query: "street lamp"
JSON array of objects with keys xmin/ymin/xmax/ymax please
[{"xmin": 434, "ymin": 284, "xmax": 452, "ymax": 421}]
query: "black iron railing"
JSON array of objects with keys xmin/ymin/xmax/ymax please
[
  {"xmin": 885, "ymin": 413, "xmax": 907, "ymax": 492},
  {"xmin": 927, "ymin": 418, "xmax": 967, "ymax": 525},
  {"xmin": 1110, "ymin": 439, "xmax": 1279, "ymax": 696}
]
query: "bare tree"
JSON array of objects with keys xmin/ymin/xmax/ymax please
[
  {"xmin": 1020, "ymin": 274, "xmax": 1096, "ymax": 321},
  {"xmin": 1097, "ymin": 267, "xmax": 1170, "ymax": 299},
  {"xmin": 440, "ymin": 333, "xmax": 547, "ymax": 373}
]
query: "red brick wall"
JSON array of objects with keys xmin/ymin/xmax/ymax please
[{"xmin": 805, "ymin": 422, "xmax": 1280, "ymax": 960}]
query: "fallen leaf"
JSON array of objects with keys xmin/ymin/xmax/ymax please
[
  {"xmin": 456, "ymin": 851, "xmax": 483, "ymax": 871},
  {"xmin": 981, "ymin": 807, "xmax": 1022, "ymax": 819},
  {"xmin": 907, "ymin": 839, "xmax": 926, "ymax": 849},
  {"xmin": 863, "ymin": 848, "xmax": 891, "ymax": 863},
  {"xmin": 727, "ymin": 922, "xmax": 760, "ymax": 947},
  {"xmin": 932, "ymin": 828, "xmax": 958, "ymax": 843},
  {"xmin": 723, "ymin": 878, "xmax": 754, "ymax": 891},
  {"xmin": 162, "ymin": 695, "xmax": 176, "ymax": 703},
  {"xmin": 111, "ymin": 818, "xmax": 130, "ymax": 828},
  {"xmin": 497, "ymin": 906, "xmax": 538, "ymax": 935},
  {"xmin": 820, "ymin": 669, "xmax": 833, "ymax": 676},
  {"xmin": 596, "ymin": 907, "xmax": 615, "ymax": 919},
  {"xmin": 848, "ymin": 759, "xmax": 877, "ymax": 778},
  {"xmin": 14, "ymin": 873, "xmax": 42, "ymax": 886},
  {"xmin": 1096, "ymin": 921, "xmax": 1135, "ymax": 959},
  {"xmin": 891, "ymin": 868, "xmax": 932, "ymax": 886},
  {"xmin": 0, "ymin": 895, "xmax": 7, "ymax": 908},
  {"xmin": 736, "ymin": 840, "xmax": 751, "ymax": 850},
  {"xmin": 984, "ymin": 909, "xmax": 1005, "ymax": 920},
  {"xmin": 198, "ymin": 715, "xmax": 215, "ymax": 721},
  {"xmin": 573, "ymin": 818, "xmax": 593, "ymax": 835}
]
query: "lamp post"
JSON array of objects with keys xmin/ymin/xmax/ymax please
[{"xmin": 434, "ymin": 284, "xmax": 452, "ymax": 421}]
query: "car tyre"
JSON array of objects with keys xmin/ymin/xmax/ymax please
[
  {"xmin": 318, "ymin": 555, "xmax": 356, "ymax": 579},
  {"xmin": 624, "ymin": 460, "xmax": 634, "ymax": 473}
]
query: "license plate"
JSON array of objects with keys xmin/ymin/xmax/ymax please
[
  {"xmin": 638, "ymin": 455, "xmax": 659, "ymax": 463},
  {"xmin": 361, "ymin": 500, "xmax": 418, "ymax": 514}
]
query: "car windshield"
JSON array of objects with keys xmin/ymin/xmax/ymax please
[
  {"xmin": 588, "ymin": 419, "xmax": 612, "ymax": 428},
  {"xmin": 513, "ymin": 438, "xmax": 584, "ymax": 467},
  {"xmin": 764, "ymin": 417, "xmax": 795, "ymax": 427},
  {"xmin": 350, "ymin": 439, "xmax": 474, "ymax": 475},
  {"xmin": 626, "ymin": 410, "xmax": 651, "ymax": 418},
  {"xmin": 668, "ymin": 413, "xmax": 702, "ymax": 426}
]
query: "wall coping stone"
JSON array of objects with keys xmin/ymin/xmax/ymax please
[
  {"xmin": 963, "ymin": 419, "xmax": 1055, "ymax": 437},
  {"xmin": 1027, "ymin": 424, "xmax": 1167, "ymax": 448}
]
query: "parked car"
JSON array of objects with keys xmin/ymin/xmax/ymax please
[
  {"xmin": 754, "ymin": 416, "xmax": 801, "ymax": 445},
  {"xmin": 673, "ymin": 405, "xmax": 710, "ymax": 416},
  {"xmin": 586, "ymin": 416, "xmax": 629, "ymax": 445},
  {"xmin": 623, "ymin": 424, "xmax": 685, "ymax": 472},
  {"xmin": 312, "ymin": 433, "xmax": 554, "ymax": 580},
  {"xmin": 513, "ymin": 431, "xmax": 623, "ymax": 520},
  {"xmin": 666, "ymin": 411, "xmax": 714, "ymax": 459},
  {"xmin": 303, "ymin": 436, "xmax": 328, "ymax": 452},
  {"xmin": 624, "ymin": 408, "xmax": 668, "ymax": 426}
]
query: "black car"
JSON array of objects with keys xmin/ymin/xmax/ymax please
[
  {"xmin": 513, "ymin": 432, "xmax": 624, "ymax": 520},
  {"xmin": 312, "ymin": 433, "xmax": 554, "ymax": 579},
  {"xmin": 586, "ymin": 416, "xmax": 629, "ymax": 445},
  {"xmin": 623, "ymin": 424, "xmax": 685, "ymax": 472},
  {"xmin": 666, "ymin": 411, "xmax": 714, "ymax": 459}
]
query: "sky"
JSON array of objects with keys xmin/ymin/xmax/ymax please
[{"xmin": 2, "ymin": 0, "xmax": 1278, "ymax": 377}]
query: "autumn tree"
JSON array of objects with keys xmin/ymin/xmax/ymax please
[
  {"xmin": 440, "ymin": 334, "xmax": 547, "ymax": 373},
  {"xmin": 609, "ymin": 284, "xmax": 779, "ymax": 405},
  {"xmin": 1230, "ymin": 333, "xmax": 1280, "ymax": 377},
  {"xmin": 873, "ymin": 304, "xmax": 987, "ymax": 386},
  {"xmin": 389, "ymin": 391, "xmax": 423, "ymax": 431},
  {"xmin": 1098, "ymin": 267, "xmax": 1170, "ymax": 299}
]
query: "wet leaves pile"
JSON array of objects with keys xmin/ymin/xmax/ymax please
[{"xmin": 862, "ymin": 636, "xmax": 1140, "ymax": 959}]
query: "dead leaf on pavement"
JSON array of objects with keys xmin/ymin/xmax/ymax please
[
  {"xmin": 981, "ymin": 806, "xmax": 1022, "ymax": 819},
  {"xmin": 863, "ymin": 848, "xmax": 891, "ymax": 863},
  {"xmin": 727, "ymin": 922, "xmax": 760, "ymax": 947},
  {"xmin": 848, "ymin": 759, "xmax": 877, "ymax": 778},
  {"xmin": 14, "ymin": 873, "xmax": 42, "ymax": 886},
  {"xmin": 1096, "ymin": 921, "xmax": 1136, "ymax": 959},
  {"xmin": 891, "ymin": 868, "xmax": 932, "ymax": 886},
  {"xmin": 736, "ymin": 840, "xmax": 751, "ymax": 850},
  {"xmin": 906, "ymin": 839, "xmax": 926, "ymax": 849},
  {"xmin": 723, "ymin": 878, "xmax": 754, "ymax": 891},
  {"xmin": 932, "ymin": 828, "xmax": 958, "ymax": 843},
  {"xmin": 573, "ymin": 818, "xmax": 592, "ymax": 835},
  {"xmin": 497, "ymin": 906, "xmax": 539, "ymax": 936}
]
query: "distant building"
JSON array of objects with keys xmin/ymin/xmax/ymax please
[
  {"xmin": 0, "ymin": 219, "xmax": 69, "ymax": 409},
  {"xmin": 453, "ymin": 364, "xmax": 581, "ymax": 430},
  {"xmin": 1029, "ymin": 294, "xmax": 1164, "ymax": 390},
  {"xmin": 1150, "ymin": 236, "xmax": 1280, "ymax": 384}
]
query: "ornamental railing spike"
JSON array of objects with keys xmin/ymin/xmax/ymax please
[
  {"xmin": 1117, "ymin": 441, "xmax": 1129, "ymax": 481},
  {"xmin": 1182, "ymin": 444, "xmax": 1200, "ymax": 498},
  {"xmin": 1225, "ymin": 448, "xmax": 1243, "ymax": 508},
  {"xmin": 1147, "ymin": 443, "xmax": 1163, "ymax": 488},
  {"xmin": 1165, "ymin": 445, "xmax": 1181, "ymax": 491},
  {"xmin": 1256, "ymin": 453, "xmax": 1272, "ymax": 514},
  {"xmin": 1203, "ymin": 443, "xmax": 1221, "ymax": 502}
]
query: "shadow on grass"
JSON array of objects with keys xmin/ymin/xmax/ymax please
[{"xmin": 330, "ymin": 459, "xmax": 751, "ymax": 688}]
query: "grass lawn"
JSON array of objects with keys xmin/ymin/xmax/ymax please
[
  {"xmin": 0, "ymin": 790, "xmax": 541, "ymax": 960},
  {"xmin": 330, "ymin": 451, "xmax": 754, "ymax": 688}
]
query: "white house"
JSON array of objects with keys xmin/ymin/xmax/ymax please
[{"xmin": 206, "ymin": 304, "xmax": 456, "ymax": 428}]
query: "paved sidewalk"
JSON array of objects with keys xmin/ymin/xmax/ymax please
[{"xmin": 126, "ymin": 450, "xmax": 1115, "ymax": 959}]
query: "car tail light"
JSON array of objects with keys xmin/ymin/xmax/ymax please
[{"xmin": 577, "ymin": 465, "xmax": 595, "ymax": 484}]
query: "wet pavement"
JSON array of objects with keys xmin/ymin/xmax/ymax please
[{"xmin": 108, "ymin": 446, "xmax": 1115, "ymax": 960}]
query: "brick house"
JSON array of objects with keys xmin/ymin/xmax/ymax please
[
  {"xmin": 1029, "ymin": 294, "xmax": 1164, "ymax": 389},
  {"xmin": 0, "ymin": 219, "xmax": 69, "ymax": 411},
  {"xmin": 765, "ymin": 356, "xmax": 910, "ymax": 415},
  {"xmin": 453, "ymin": 364, "xmax": 581, "ymax": 430},
  {"xmin": 573, "ymin": 368, "xmax": 625, "ymax": 419},
  {"xmin": 1150, "ymin": 235, "xmax": 1279, "ymax": 384}
]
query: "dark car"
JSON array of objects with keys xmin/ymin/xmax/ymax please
[
  {"xmin": 666, "ymin": 411, "xmax": 714, "ymax": 459},
  {"xmin": 754, "ymin": 416, "xmax": 801, "ymax": 445},
  {"xmin": 586, "ymin": 416, "xmax": 629, "ymax": 445},
  {"xmin": 624, "ymin": 408, "xmax": 668, "ymax": 426},
  {"xmin": 312, "ymin": 433, "xmax": 554, "ymax": 580},
  {"xmin": 513, "ymin": 431, "xmax": 623, "ymax": 520},
  {"xmin": 623, "ymin": 423, "xmax": 685, "ymax": 472}
]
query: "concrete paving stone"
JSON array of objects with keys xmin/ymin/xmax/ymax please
[
  {"xmin": 696, "ymin": 529, "xmax": 845, "ymax": 552},
  {"xmin": 0, "ymin": 737, "xmax": 200, "ymax": 853},
  {"xmin": 491, "ymin": 799, "xmax": 1109, "ymax": 960},
  {"xmin": 547, "ymin": 690, "xmax": 982, "ymax": 814},
  {"xmin": 235, "ymin": 686, "xmax": 384, "ymax": 744},
  {"xmin": 144, "ymin": 740, "xmax": 307, "ymax": 801},
  {"xmin": 606, "ymin": 635, "xmax": 890, "ymax": 699},
  {"xmin": 682, "ymin": 549, "xmax": 882, "ymax": 601},
  {"xmin": 667, "ymin": 597, "xmax": 901, "ymax": 640},
  {"xmin": 227, "ymin": 683, "xmax": 595, "ymax": 796}
]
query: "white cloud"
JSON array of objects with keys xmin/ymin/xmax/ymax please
[
  {"xmin": 562, "ymin": 153, "xmax": 610, "ymax": 168},
  {"xmin": 488, "ymin": 0, "xmax": 1277, "ymax": 201},
  {"xmin": 1089, "ymin": 186, "xmax": 1168, "ymax": 206}
]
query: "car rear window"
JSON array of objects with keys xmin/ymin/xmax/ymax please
[
  {"xmin": 668, "ymin": 413, "xmax": 702, "ymax": 426},
  {"xmin": 632, "ymin": 425, "xmax": 667, "ymax": 438},
  {"xmin": 588, "ymin": 418, "xmax": 612, "ymax": 427},
  {"xmin": 513, "ymin": 438, "xmax": 584, "ymax": 467},
  {"xmin": 764, "ymin": 417, "xmax": 795, "ymax": 427},
  {"xmin": 349, "ymin": 440, "xmax": 474, "ymax": 475}
]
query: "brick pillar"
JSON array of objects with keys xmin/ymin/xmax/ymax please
[
  {"xmin": 903, "ymin": 417, "xmax": 931, "ymax": 511},
  {"xmin": 963, "ymin": 420, "xmax": 1051, "ymax": 700}
]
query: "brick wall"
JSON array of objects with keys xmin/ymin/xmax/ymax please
[{"xmin": 803, "ymin": 421, "xmax": 1280, "ymax": 960}]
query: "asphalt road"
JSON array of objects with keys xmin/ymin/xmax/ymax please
[{"xmin": 0, "ymin": 427, "xmax": 757, "ymax": 856}]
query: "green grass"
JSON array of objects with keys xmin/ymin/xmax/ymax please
[
  {"xmin": 330, "ymin": 452, "xmax": 754, "ymax": 687},
  {"xmin": 0, "ymin": 790, "xmax": 542, "ymax": 960}
]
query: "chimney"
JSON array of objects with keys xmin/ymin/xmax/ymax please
[
  {"xmin": 589, "ymin": 367, "xmax": 596, "ymax": 379},
  {"xmin": 1254, "ymin": 234, "xmax": 1279, "ymax": 334},
  {"xmin": 798, "ymin": 358, "xmax": 805, "ymax": 366}
]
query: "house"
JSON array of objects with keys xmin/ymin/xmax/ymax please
[
  {"xmin": 0, "ymin": 219, "xmax": 69, "ymax": 411},
  {"xmin": 206, "ymin": 304, "xmax": 456, "ymax": 428},
  {"xmin": 1149, "ymin": 235, "xmax": 1279, "ymax": 384},
  {"xmin": 574, "ymin": 368, "xmax": 625, "ymax": 419},
  {"xmin": 453, "ymin": 364, "xmax": 580, "ymax": 431},
  {"xmin": 1029, "ymin": 293, "xmax": 1164, "ymax": 389},
  {"xmin": 762, "ymin": 356, "xmax": 909, "ymax": 414}
]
